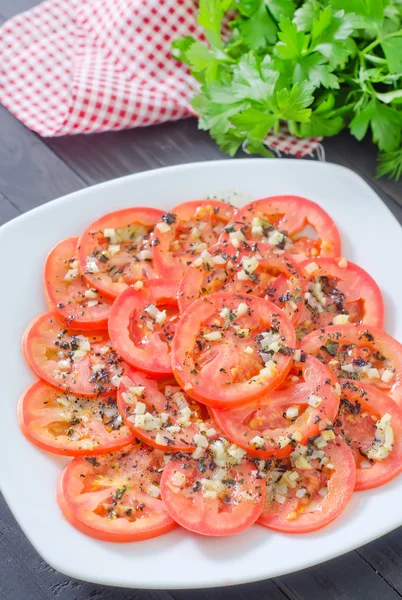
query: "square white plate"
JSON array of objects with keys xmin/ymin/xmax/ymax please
[{"xmin": 1, "ymin": 159, "xmax": 401, "ymax": 589}]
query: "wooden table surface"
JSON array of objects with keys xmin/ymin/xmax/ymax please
[{"xmin": 1, "ymin": 3, "xmax": 402, "ymax": 599}]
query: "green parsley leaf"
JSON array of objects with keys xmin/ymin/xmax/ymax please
[
  {"xmin": 350, "ymin": 99, "xmax": 402, "ymax": 151},
  {"xmin": 377, "ymin": 149, "xmax": 402, "ymax": 181},
  {"xmin": 275, "ymin": 81, "xmax": 314, "ymax": 121},
  {"xmin": 266, "ymin": 0, "xmax": 297, "ymax": 22},
  {"xmin": 230, "ymin": 108, "xmax": 278, "ymax": 138},
  {"xmin": 293, "ymin": 0, "xmax": 321, "ymax": 32},
  {"xmin": 381, "ymin": 37, "xmax": 402, "ymax": 74},
  {"xmin": 237, "ymin": 2, "xmax": 278, "ymax": 48},
  {"xmin": 275, "ymin": 18, "xmax": 306, "ymax": 60},
  {"xmin": 198, "ymin": 0, "xmax": 232, "ymax": 48}
]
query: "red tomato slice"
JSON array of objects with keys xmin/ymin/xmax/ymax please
[
  {"xmin": 78, "ymin": 207, "xmax": 164, "ymax": 299},
  {"xmin": 108, "ymin": 279, "xmax": 179, "ymax": 376},
  {"xmin": 23, "ymin": 313, "xmax": 126, "ymax": 397},
  {"xmin": 210, "ymin": 353, "xmax": 339, "ymax": 458},
  {"xmin": 178, "ymin": 241, "xmax": 305, "ymax": 324},
  {"xmin": 220, "ymin": 196, "xmax": 341, "ymax": 262},
  {"xmin": 334, "ymin": 381, "xmax": 402, "ymax": 490},
  {"xmin": 301, "ymin": 324, "xmax": 402, "ymax": 405},
  {"xmin": 172, "ymin": 292, "xmax": 296, "ymax": 408},
  {"xmin": 258, "ymin": 438, "xmax": 356, "ymax": 533},
  {"xmin": 18, "ymin": 380, "xmax": 134, "ymax": 456},
  {"xmin": 57, "ymin": 443, "xmax": 176, "ymax": 542},
  {"xmin": 152, "ymin": 200, "xmax": 236, "ymax": 281},
  {"xmin": 160, "ymin": 444, "xmax": 265, "ymax": 536},
  {"xmin": 44, "ymin": 237, "xmax": 113, "ymax": 330},
  {"xmin": 296, "ymin": 258, "xmax": 384, "ymax": 338},
  {"xmin": 117, "ymin": 368, "xmax": 210, "ymax": 452}
]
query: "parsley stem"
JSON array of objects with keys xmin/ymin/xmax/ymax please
[{"xmin": 361, "ymin": 30, "xmax": 402, "ymax": 56}]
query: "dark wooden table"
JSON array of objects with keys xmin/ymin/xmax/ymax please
[{"xmin": 1, "ymin": 3, "xmax": 402, "ymax": 599}]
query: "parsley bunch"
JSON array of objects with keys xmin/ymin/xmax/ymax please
[{"xmin": 173, "ymin": 0, "xmax": 402, "ymax": 179}]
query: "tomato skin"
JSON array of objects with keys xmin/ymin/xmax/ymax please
[
  {"xmin": 78, "ymin": 207, "xmax": 164, "ymax": 299},
  {"xmin": 57, "ymin": 444, "xmax": 177, "ymax": 542},
  {"xmin": 22, "ymin": 312, "xmax": 126, "ymax": 397},
  {"xmin": 152, "ymin": 200, "xmax": 236, "ymax": 282},
  {"xmin": 210, "ymin": 354, "xmax": 339, "ymax": 458},
  {"xmin": 296, "ymin": 258, "xmax": 384, "ymax": 337},
  {"xmin": 160, "ymin": 456, "xmax": 265, "ymax": 536},
  {"xmin": 221, "ymin": 195, "xmax": 341, "ymax": 261},
  {"xmin": 117, "ymin": 368, "xmax": 209, "ymax": 452},
  {"xmin": 301, "ymin": 324, "xmax": 402, "ymax": 405},
  {"xmin": 178, "ymin": 241, "xmax": 305, "ymax": 324},
  {"xmin": 172, "ymin": 292, "xmax": 296, "ymax": 408},
  {"xmin": 44, "ymin": 237, "xmax": 112, "ymax": 330},
  {"xmin": 108, "ymin": 279, "xmax": 179, "ymax": 377},
  {"xmin": 334, "ymin": 381, "xmax": 402, "ymax": 491},
  {"xmin": 258, "ymin": 439, "xmax": 356, "ymax": 533},
  {"xmin": 18, "ymin": 380, "xmax": 134, "ymax": 456}
]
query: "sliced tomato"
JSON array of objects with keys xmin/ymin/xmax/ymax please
[
  {"xmin": 220, "ymin": 196, "xmax": 341, "ymax": 262},
  {"xmin": 178, "ymin": 241, "xmax": 305, "ymax": 324},
  {"xmin": 210, "ymin": 353, "xmax": 339, "ymax": 458},
  {"xmin": 44, "ymin": 237, "xmax": 113, "ymax": 330},
  {"xmin": 57, "ymin": 443, "xmax": 176, "ymax": 542},
  {"xmin": 296, "ymin": 258, "xmax": 384, "ymax": 338},
  {"xmin": 22, "ymin": 313, "xmax": 126, "ymax": 397},
  {"xmin": 108, "ymin": 279, "xmax": 179, "ymax": 377},
  {"xmin": 334, "ymin": 381, "xmax": 402, "ymax": 490},
  {"xmin": 152, "ymin": 200, "xmax": 236, "ymax": 282},
  {"xmin": 18, "ymin": 381, "xmax": 134, "ymax": 456},
  {"xmin": 301, "ymin": 324, "xmax": 402, "ymax": 404},
  {"xmin": 117, "ymin": 368, "xmax": 210, "ymax": 452},
  {"xmin": 78, "ymin": 207, "xmax": 164, "ymax": 299},
  {"xmin": 258, "ymin": 438, "xmax": 356, "ymax": 533},
  {"xmin": 172, "ymin": 292, "xmax": 296, "ymax": 408},
  {"xmin": 160, "ymin": 443, "xmax": 265, "ymax": 536}
]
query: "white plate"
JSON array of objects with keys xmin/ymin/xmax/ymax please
[{"xmin": 1, "ymin": 159, "xmax": 401, "ymax": 589}]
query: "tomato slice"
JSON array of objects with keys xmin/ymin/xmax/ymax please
[
  {"xmin": 178, "ymin": 241, "xmax": 305, "ymax": 324},
  {"xmin": 152, "ymin": 200, "xmax": 236, "ymax": 281},
  {"xmin": 334, "ymin": 381, "xmax": 402, "ymax": 490},
  {"xmin": 258, "ymin": 437, "xmax": 355, "ymax": 533},
  {"xmin": 172, "ymin": 292, "xmax": 296, "ymax": 408},
  {"xmin": 23, "ymin": 313, "xmax": 126, "ymax": 397},
  {"xmin": 44, "ymin": 237, "xmax": 113, "ymax": 330},
  {"xmin": 18, "ymin": 380, "xmax": 134, "ymax": 456},
  {"xmin": 57, "ymin": 443, "xmax": 176, "ymax": 542},
  {"xmin": 301, "ymin": 324, "xmax": 402, "ymax": 404},
  {"xmin": 78, "ymin": 207, "xmax": 164, "ymax": 299},
  {"xmin": 210, "ymin": 353, "xmax": 339, "ymax": 458},
  {"xmin": 160, "ymin": 441, "xmax": 265, "ymax": 536},
  {"xmin": 220, "ymin": 196, "xmax": 341, "ymax": 262},
  {"xmin": 108, "ymin": 279, "xmax": 179, "ymax": 377},
  {"xmin": 296, "ymin": 258, "xmax": 384, "ymax": 338},
  {"xmin": 117, "ymin": 368, "xmax": 210, "ymax": 452}
]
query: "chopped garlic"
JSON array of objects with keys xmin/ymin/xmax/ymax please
[
  {"xmin": 307, "ymin": 394, "xmax": 323, "ymax": 408},
  {"xmin": 156, "ymin": 222, "xmax": 171, "ymax": 233},
  {"xmin": 84, "ymin": 288, "xmax": 98, "ymax": 299},
  {"xmin": 133, "ymin": 280, "xmax": 144, "ymax": 290},
  {"xmin": 148, "ymin": 485, "xmax": 160, "ymax": 498},
  {"xmin": 109, "ymin": 244, "xmax": 120, "ymax": 257},
  {"xmin": 134, "ymin": 401, "xmax": 146, "ymax": 414},
  {"xmin": 304, "ymin": 262, "xmax": 319, "ymax": 275},
  {"xmin": 204, "ymin": 331, "xmax": 222, "ymax": 342},
  {"xmin": 333, "ymin": 314, "xmax": 349, "ymax": 325},
  {"xmin": 193, "ymin": 434, "xmax": 208, "ymax": 448},
  {"xmin": 338, "ymin": 257, "xmax": 348, "ymax": 268},
  {"xmin": 286, "ymin": 406, "xmax": 299, "ymax": 419},
  {"xmin": 249, "ymin": 435, "xmax": 265, "ymax": 449},
  {"xmin": 58, "ymin": 359, "xmax": 71, "ymax": 371},
  {"xmin": 64, "ymin": 268, "xmax": 78, "ymax": 281},
  {"xmin": 236, "ymin": 302, "xmax": 249, "ymax": 317},
  {"xmin": 171, "ymin": 471, "xmax": 186, "ymax": 487},
  {"xmin": 381, "ymin": 369, "xmax": 394, "ymax": 383},
  {"xmin": 367, "ymin": 368, "xmax": 380, "ymax": 380},
  {"xmin": 244, "ymin": 346, "xmax": 254, "ymax": 354},
  {"xmin": 192, "ymin": 447, "xmax": 205, "ymax": 459}
]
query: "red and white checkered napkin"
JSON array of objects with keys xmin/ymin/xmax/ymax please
[{"xmin": 0, "ymin": 0, "xmax": 322, "ymax": 158}]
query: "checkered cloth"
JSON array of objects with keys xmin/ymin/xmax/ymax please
[{"xmin": 0, "ymin": 0, "xmax": 322, "ymax": 158}]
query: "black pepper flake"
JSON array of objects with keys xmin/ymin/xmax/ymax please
[{"xmin": 162, "ymin": 212, "xmax": 177, "ymax": 225}]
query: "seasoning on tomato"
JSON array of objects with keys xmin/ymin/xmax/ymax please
[
  {"xmin": 178, "ymin": 241, "xmax": 305, "ymax": 323},
  {"xmin": 57, "ymin": 443, "xmax": 176, "ymax": 542},
  {"xmin": 23, "ymin": 313, "xmax": 126, "ymax": 396},
  {"xmin": 44, "ymin": 237, "xmax": 113, "ymax": 330},
  {"xmin": 210, "ymin": 353, "xmax": 339, "ymax": 458},
  {"xmin": 78, "ymin": 207, "xmax": 164, "ymax": 299},
  {"xmin": 117, "ymin": 368, "xmax": 211, "ymax": 452},
  {"xmin": 258, "ymin": 437, "xmax": 355, "ymax": 533},
  {"xmin": 172, "ymin": 292, "xmax": 296, "ymax": 408},
  {"xmin": 296, "ymin": 257, "xmax": 384, "ymax": 338},
  {"xmin": 108, "ymin": 279, "xmax": 179, "ymax": 377},
  {"xmin": 220, "ymin": 195, "xmax": 341, "ymax": 262},
  {"xmin": 152, "ymin": 200, "xmax": 236, "ymax": 282},
  {"xmin": 18, "ymin": 380, "xmax": 134, "ymax": 456},
  {"xmin": 334, "ymin": 380, "xmax": 402, "ymax": 490},
  {"xmin": 301, "ymin": 324, "xmax": 402, "ymax": 405},
  {"xmin": 160, "ymin": 438, "xmax": 265, "ymax": 536}
]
